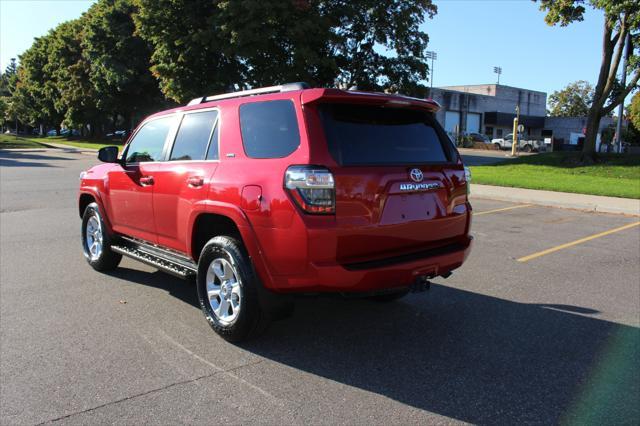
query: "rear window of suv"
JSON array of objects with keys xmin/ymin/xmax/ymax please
[
  {"xmin": 239, "ymin": 100, "xmax": 300, "ymax": 158},
  {"xmin": 320, "ymin": 104, "xmax": 451, "ymax": 165}
]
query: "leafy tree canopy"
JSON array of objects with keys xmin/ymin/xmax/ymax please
[
  {"xmin": 134, "ymin": 0, "xmax": 437, "ymax": 102},
  {"xmin": 82, "ymin": 0, "xmax": 163, "ymax": 126},
  {"xmin": 548, "ymin": 80, "xmax": 594, "ymax": 117},
  {"xmin": 537, "ymin": 0, "xmax": 639, "ymax": 154}
]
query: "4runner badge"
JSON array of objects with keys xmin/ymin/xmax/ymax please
[{"xmin": 399, "ymin": 182, "xmax": 442, "ymax": 192}]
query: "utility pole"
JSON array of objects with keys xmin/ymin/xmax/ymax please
[
  {"xmin": 615, "ymin": 32, "xmax": 631, "ymax": 154},
  {"xmin": 511, "ymin": 105, "xmax": 520, "ymax": 157}
]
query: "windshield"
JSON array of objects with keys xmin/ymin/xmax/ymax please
[{"xmin": 319, "ymin": 103, "xmax": 452, "ymax": 166}]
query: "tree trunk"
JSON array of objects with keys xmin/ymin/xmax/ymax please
[{"xmin": 583, "ymin": 106, "xmax": 601, "ymax": 156}]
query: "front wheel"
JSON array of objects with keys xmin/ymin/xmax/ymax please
[
  {"xmin": 81, "ymin": 202, "xmax": 121, "ymax": 271},
  {"xmin": 196, "ymin": 236, "xmax": 270, "ymax": 342}
]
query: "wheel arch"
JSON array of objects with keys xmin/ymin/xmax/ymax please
[
  {"xmin": 78, "ymin": 189, "xmax": 115, "ymax": 236},
  {"xmin": 188, "ymin": 206, "xmax": 275, "ymax": 291}
]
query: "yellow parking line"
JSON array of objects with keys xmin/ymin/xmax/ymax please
[
  {"xmin": 518, "ymin": 221, "xmax": 640, "ymax": 263},
  {"xmin": 474, "ymin": 204, "xmax": 532, "ymax": 216}
]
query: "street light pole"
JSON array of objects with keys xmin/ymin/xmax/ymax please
[
  {"xmin": 494, "ymin": 66, "xmax": 502, "ymax": 85},
  {"xmin": 426, "ymin": 51, "xmax": 437, "ymax": 96}
]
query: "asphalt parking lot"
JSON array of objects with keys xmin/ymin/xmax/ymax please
[{"xmin": 1, "ymin": 148, "xmax": 639, "ymax": 425}]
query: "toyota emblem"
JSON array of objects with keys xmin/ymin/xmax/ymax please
[{"xmin": 410, "ymin": 168, "xmax": 424, "ymax": 183}]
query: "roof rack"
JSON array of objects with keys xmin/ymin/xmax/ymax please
[{"xmin": 186, "ymin": 82, "xmax": 310, "ymax": 106}]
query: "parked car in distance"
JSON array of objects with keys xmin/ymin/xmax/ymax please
[
  {"xmin": 491, "ymin": 133, "xmax": 544, "ymax": 152},
  {"xmin": 468, "ymin": 133, "xmax": 490, "ymax": 144},
  {"xmin": 106, "ymin": 130, "xmax": 127, "ymax": 138},
  {"xmin": 78, "ymin": 83, "xmax": 473, "ymax": 342}
]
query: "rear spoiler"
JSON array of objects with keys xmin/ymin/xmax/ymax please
[{"xmin": 300, "ymin": 88, "xmax": 441, "ymax": 112}]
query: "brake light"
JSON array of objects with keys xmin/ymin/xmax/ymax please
[{"xmin": 285, "ymin": 166, "xmax": 335, "ymax": 214}]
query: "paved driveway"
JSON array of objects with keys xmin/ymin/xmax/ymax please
[{"xmin": 1, "ymin": 149, "xmax": 638, "ymax": 424}]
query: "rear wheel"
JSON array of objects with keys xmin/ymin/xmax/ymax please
[
  {"xmin": 494, "ymin": 143, "xmax": 502, "ymax": 150},
  {"xmin": 196, "ymin": 236, "xmax": 270, "ymax": 342},
  {"xmin": 81, "ymin": 202, "xmax": 121, "ymax": 271},
  {"xmin": 522, "ymin": 144, "xmax": 533, "ymax": 153}
]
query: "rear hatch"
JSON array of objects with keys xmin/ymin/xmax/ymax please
[{"xmin": 312, "ymin": 99, "xmax": 470, "ymax": 265}]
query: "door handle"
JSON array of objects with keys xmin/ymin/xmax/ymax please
[
  {"xmin": 139, "ymin": 176, "xmax": 154, "ymax": 186},
  {"xmin": 187, "ymin": 176, "xmax": 204, "ymax": 188}
]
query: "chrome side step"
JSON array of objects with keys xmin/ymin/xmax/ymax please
[{"xmin": 111, "ymin": 239, "xmax": 197, "ymax": 279}]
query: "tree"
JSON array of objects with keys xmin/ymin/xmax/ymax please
[
  {"xmin": 133, "ymin": 0, "xmax": 243, "ymax": 103},
  {"xmin": 12, "ymin": 34, "xmax": 64, "ymax": 133},
  {"xmin": 325, "ymin": 0, "xmax": 437, "ymax": 96},
  {"xmin": 626, "ymin": 91, "xmax": 640, "ymax": 143},
  {"xmin": 629, "ymin": 91, "xmax": 640, "ymax": 129},
  {"xmin": 82, "ymin": 0, "xmax": 164, "ymax": 131},
  {"xmin": 47, "ymin": 19, "xmax": 101, "ymax": 134},
  {"xmin": 537, "ymin": 0, "xmax": 639, "ymax": 156},
  {"xmin": 134, "ymin": 0, "xmax": 437, "ymax": 103},
  {"xmin": 216, "ymin": 0, "xmax": 337, "ymax": 89},
  {"xmin": 548, "ymin": 80, "xmax": 594, "ymax": 117},
  {"xmin": 0, "ymin": 58, "xmax": 18, "ymax": 96}
]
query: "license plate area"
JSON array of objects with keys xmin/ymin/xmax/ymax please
[{"xmin": 380, "ymin": 192, "xmax": 445, "ymax": 225}]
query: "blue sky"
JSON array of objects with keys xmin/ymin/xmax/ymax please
[{"xmin": 1, "ymin": 0, "xmax": 606, "ymax": 97}]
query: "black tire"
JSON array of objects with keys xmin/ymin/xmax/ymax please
[
  {"xmin": 494, "ymin": 143, "xmax": 502, "ymax": 151},
  {"xmin": 81, "ymin": 202, "xmax": 122, "ymax": 271},
  {"xmin": 522, "ymin": 144, "xmax": 532, "ymax": 153},
  {"xmin": 196, "ymin": 236, "xmax": 271, "ymax": 342},
  {"xmin": 370, "ymin": 288, "xmax": 410, "ymax": 302}
]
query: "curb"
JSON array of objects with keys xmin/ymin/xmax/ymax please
[
  {"xmin": 40, "ymin": 142, "xmax": 99, "ymax": 154},
  {"xmin": 470, "ymin": 184, "xmax": 640, "ymax": 216}
]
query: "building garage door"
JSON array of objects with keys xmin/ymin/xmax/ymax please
[
  {"xmin": 445, "ymin": 111, "xmax": 460, "ymax": 133},
  {"xmin": 466, "ymin": 113, "xmax": 481, "ymax": 133}
]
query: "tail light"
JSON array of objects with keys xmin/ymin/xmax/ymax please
[{"xmin": 285, "ymin": 165, "xmax": 335, "ymax": 214}]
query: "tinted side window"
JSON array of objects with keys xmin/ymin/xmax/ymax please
[
  {"xmin": 240, "ymin": 100, "xmax": 300, "ymax": 158},
  {"xmin": 126, "ymin": 116, "xmax": 173, "ymax": 163},
  {"xmin": 170, "ymin": 110, "xmax": 218, "ymax": 161}
]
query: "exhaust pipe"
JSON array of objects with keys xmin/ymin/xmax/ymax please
[{"xmin": 411, "ymin": 276, "xmax": 431, "ymax": 293}]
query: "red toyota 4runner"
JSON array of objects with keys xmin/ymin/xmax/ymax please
[{"xmin": 79, "ymin": 83, "xmax": 473, "ymax": 341}]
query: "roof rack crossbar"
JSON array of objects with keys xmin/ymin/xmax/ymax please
[{"xmin": 186, "ymin": 82, "xmax": 309, "ymax": 106}]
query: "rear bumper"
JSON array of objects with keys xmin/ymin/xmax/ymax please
[{"xmin": 267, "ymin": 236, "xmax": 473, "ymax": 293}]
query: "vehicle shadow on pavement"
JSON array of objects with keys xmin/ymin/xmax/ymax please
[
  {"xmin": 106, "ymin": 268, "xmax": 198, "ymax": 308},
  {"xmin": 0, "ymin": 150, "xmax": 71, "ymax": 167},
  {"xmin": 106, "ymin": 268, "xmax": 639, "ymax": 424},
  {"xmin": 246, "ymin": 284, "xmax": 639, "ymax": 424}
]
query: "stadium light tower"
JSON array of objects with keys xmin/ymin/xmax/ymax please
[
  {"xmin": 426, "ymin": 51, "xmax": 438, "ymax": 92},
  {"xmin": 493, "ymin": 66, "xmax": 502, "ymax": 85}
]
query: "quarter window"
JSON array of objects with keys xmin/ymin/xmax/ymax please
[
  {"xmin": 125, "ymin": 116, "xmax": 173, "ymax": 163},
  {"xmin": 170, "ymin": 110, "xmax": 219, "ymax": 161},
  {"xmin": 239, "ymin": 100, "xmax": 300, "ymax": 158}
]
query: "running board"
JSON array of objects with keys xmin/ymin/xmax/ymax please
[{"xmin": 111, "ymin": 238, "xmax": 197, "ymax": 279}]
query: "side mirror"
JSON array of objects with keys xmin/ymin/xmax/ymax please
[{"xmin": 98, "ymin": 146, "xmax": 120, "ymax": 163}]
